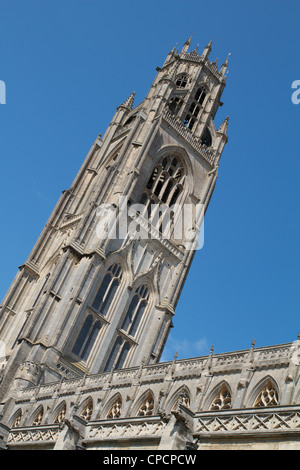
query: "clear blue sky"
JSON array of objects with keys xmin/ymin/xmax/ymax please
[{"xmin": 0, "ymin": 0, "xmax": 300, "ymax": 361}]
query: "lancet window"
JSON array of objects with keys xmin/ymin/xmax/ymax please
[
  {"xmin": 104, "ymin": 285, "xmax": 149, "ymax": 372},
  {"xmin": 184, "ymin": 85, "xmax": 207, "ymax": 130},
  {"xmin": 92, "ymin": 263, "xmax": 122, "ymax": 316}
]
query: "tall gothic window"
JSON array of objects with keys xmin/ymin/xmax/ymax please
[
  {"xmin": 71, "ymin": 264, "xmax": 122, "ymax": 363},
  {"xmin": 139, "ymin": 155, "xmax": 184, "ymax": 236},
  {"xmin": 71, "ymin": 315, "xmax": 102, "ymax": 362},
  {"xmin": 104, "ymin": 336, "xmax": 131, "ymax": 372},
  {"xmin": 92, "ymin": 263, "xmax": 122, "ymax": 316},
  {"xmin": 104, "ymin": 285, "xmax": 149, "ymax": 372},
  {"xmin": 184, "ymin": 85, "xmax": 207, "ymax": 130},
  {"xmin": 121, "ymin": 285, "xmax": 149, "ymax": 337},
  {"xmin": 200, "ymin": 127, "xmax": 212, "ymax": 147}
]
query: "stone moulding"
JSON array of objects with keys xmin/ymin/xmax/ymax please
[
  {"xmin": 86, "ymin": 417, "xmax": 165, "ymax": 442},
  {"xmin": 7, "ymin": 425, "xmax": 61, "ymax": 445},
  {"xmin": 195, "ymin": 406, "xmax": 300, "ymax": 436}
]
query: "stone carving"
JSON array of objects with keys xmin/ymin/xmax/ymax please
[
  {"xmin": 8, "ymin": 428, "xmax": 60, "ymax": 443},
  {"xmin": 89, "ymin": 420, "xmax": 166, "ymax": 440},
  {"xmin": 196, "ymin": 410, "xmax": 300, "ymax": 434}
]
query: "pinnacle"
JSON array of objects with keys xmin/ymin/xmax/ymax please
[
  {"xmin": 220, "ymin": 53, "xmax": 231, "ymax": 75},
  {"xmin": 120, "ymin": 91, "xmax": 135, "ymax": 109},
  {"xmin": 218, "ymin": 116, "xmax": 229, "ymax": 135},
  {"xmin": 184, "ymin": 35, "xmax": 192, "ymax": 46}
]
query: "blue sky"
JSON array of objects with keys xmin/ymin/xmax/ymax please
[{"xmin": 0, "ymin": 0, "xmax": 300, "ymax": 362}]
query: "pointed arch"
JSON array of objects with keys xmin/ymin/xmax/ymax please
[
  {"xmin": 205, "ymin": 381, "xmax": 232, "ymax": 411},
  {"xmin": 120, "ymin": 284, "xmax": 150, "ymax": 338},
  {"xmin": 31, "ymin": 405, "xmax": 44, "ymax": 426},
  {"xmin": 249, "ymin": 376, "xmax": 279, "ymax": 408},
  {"xmin": 79, "ymin": 397, "xmax": 93, "ymax": 422},
  {"xmin": 168, "ymin": 386, "xmax": 191, "ymax": 413},
  {"xmin": 135, "ymin": 390, "xmax": 155, "ymax": 417},
  {"xmin": 105, "ymin": 394, "xmax": 123, "ymax": 420},
  {"xmin": 10, "ymin": 408, "xmax": 22, "ymax": 428},
  {"xmin": 53, "ymin": 401, "xmax": 67, "ymax": 424},
  {"xmin": 91, "ymin": 262, "xmax": 123, "ymax": 316},
  {"xmin": 131, "ymin": 253, "xmax": 162, "ymax": 305},
  {"xmin": 145, "ymin": 145, "xmax": 194, "ymax": 199},
  {"xmin": 244, "ymin": 375, "xmax": 280, "ymax": 408}
]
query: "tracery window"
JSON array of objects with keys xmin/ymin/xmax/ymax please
[
  {"xmin": 71, "ymin": 314, "xmax": 102, "ymax": 362},
  {"xmin": 171, "ymin": 390, "xmax": 190, "ymax": 410},
  {"xmin": 254, "ymin": 381, "xmax": 279, "ymax": 408},
  {"xmin": 12, "ymin": 410, "xmax": 22, "ymax": 428},
  {"xmin": 184, "ymin": 85, "xmax": 207, "ymax": 130},
  {"xmin": 176, "ymin": 74, "xmax": 188, "ymax": 89},
  {"xmin": 80, "ymin": 399, "xmax": 93, "ymax": 421},
  {"xmin": 32, "ymin": 407, "xmax": 44, "ymax": 426},
  {"xmin": 92, "ymin": 263, "xmax": 122, "ymax": 316},
  {"xmin": 210, "ymin": 385, "xmax": 232, "ymax": 410},
  {"xmin": 104, "ymin": 285, "xmax": 149, "ymax": 372},
  {"xmin": 137, "ymin": 392, "xmax": 154, "ymax": 416},
  {"xmin": 106, "ymin": 397, "xmax": 122, "ymax": 419},
  {"xmin": 139, "ymin": 155, "xmax": 184, "ymax": 236},
  {"xmin": 54, "ymin": 403, "xmax": 67, "ymax": 423},
  {"xmin": 104, "ymin": 336, "xmax": 131, "ymax": 372},
  {"xmin": 121, "ymin": 285, "xmax": 149, "ymax": 337}
]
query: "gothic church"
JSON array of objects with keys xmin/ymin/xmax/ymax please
[{"xmin": 0, "ymin": 39, "xmax": 299, "ymax": 450}]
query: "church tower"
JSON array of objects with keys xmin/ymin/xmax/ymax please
[{"xmin": 0, "ymin": 39, "xmax": 229, "ymax": 400}]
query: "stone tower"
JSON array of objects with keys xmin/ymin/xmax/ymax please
[{"xmin": 0, "ymin": 38, "xmax": 229, "ymax": 401}]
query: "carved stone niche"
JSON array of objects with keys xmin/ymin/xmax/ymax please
[{"xmin": 13, "ymin": 361, "xmax": 42, "ymax": 388}]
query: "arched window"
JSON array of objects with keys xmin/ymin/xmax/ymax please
[
  {"xmin": 210, "ymin": 385, "xmax": 232, "ymax": 411},
  {"xmin": 184, "ymin": 85, "xmax": 207, "ymax": 130},
  {"xmin": 71, "ymin": 315, "xmax": 102, "ymax": 362},
  {"xmin": 121, "ymin": 285, "xmax": 149, "ymax": 337},
  {"xmin": 176, "ymin": 74, "xmax": 188, "ymax": 89},
  {"xmin": 195, "ymin": 86, "xmax": 206, "ymax": 105},
  {"xmin": 171, "ymin": 390, "xmax": 190, "ymax": 411},
  {"xmin": 32, "ymin": 407, "xmax": 44, "ymax": 426},
  {"xmin": 137, "ymin": 392, "xmax": 154, "ymax": 416},
  {"xmin": 92, "ymin": 263, "xmax": 122, "ymax": 316},
  {"xmin": 139, "ymin": 155, "xmax": 184, "ymax": 236},
  {"xmin": 12, "ymin": 410, "xmax": 22, "ymax": 428},
  {"xmin": 106, "ymin": 396, "xmax": 122, "ymax": 419},
  {"xmin": 104, "ymin": 336, "xmax": 131, "ymax": 372},
  {"xmin": 104, "ymin": 285, "xmax": 149, "ymax": 372},
  {"xmin": 80, "ymin": 399, "xmax": 93, "ymax": 421},
  {"xmin": 54, "ymin": 403, "xmax": 67, "ymax": 423},
  {"xmin": 254, "ymin": 380, "xmax": 279, "ymax": 408},
  {"xmin": 200, "ymin": 127, "xmax": 212, "ymax": 147}
]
